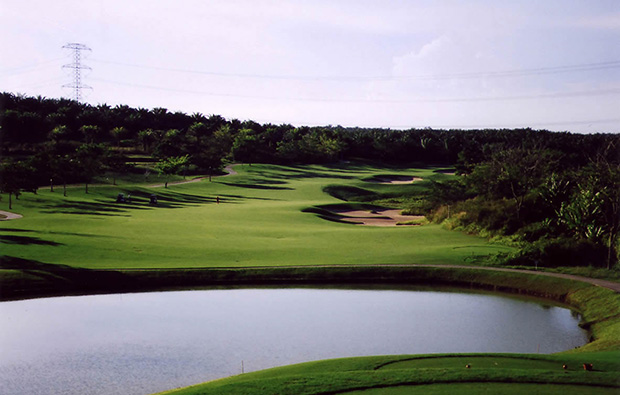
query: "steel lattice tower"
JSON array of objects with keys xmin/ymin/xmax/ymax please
[{"xmin": 62, "ymin": 43, "xmax": 92, "ymax": 102}]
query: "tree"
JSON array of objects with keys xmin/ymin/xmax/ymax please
[
  {"xmin": 74, "ymin": 143, "xmax": 107, "ymax": 193},
  {"xmin": 465, "ymin": 148, "xmax": 557, "ymax": 220},
  {"xmin": 153, "ymin": 129, "xmax": 184, "ymax": 159},
  {"xmin": 49, "ymin": 125, "xmax": 71, "ymax": 142},
  {"xmin": 80, "ymin": 125, "xmax": 104, "ymax": 143},
  {"xmin": 190, "ymin": 125, "xmax": 232, "ymax": 181},
  {"xmin": 110, "ymin": 126, "xmax": 128, "ymax": 147},
  {"xmin": 154, "ymin": 155, "xmax": 189, "ymax": 188},
  {"xmin": 0, "ymin": 161, "xmax": 20, "ymax": 209},
  {"xmin": 53, "ymin": 154, "xmax": 74, "ymax": 197},
  {"xmin": 138, "ymin": 129, "xmax": 154, "ymax": 152},
  {"xmin": 0, "ymin": 160, "xmax": 36, "ymax": 209},
  {"xmin": 232, "ymin": 128, "xmax": 259, "ymax": 164},
  {"xmin": 104, "ymin": 150, "xmax": 130, "ymax": 185},
  {"xmin": 577, "ymin": 162, "xmax": 620, "ymax": 269}
]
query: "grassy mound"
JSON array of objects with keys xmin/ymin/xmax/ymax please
[{"xmin": 157, "ymin": 352, "xmax": 620, "ymax": 395}]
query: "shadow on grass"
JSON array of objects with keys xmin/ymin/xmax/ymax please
[
  {"xmin": 0, "ymin": 235, "xmax": 63, "ymax": 246},
  {"xmin": 323, "ymin": 185, "xmax": 379, "ymax": 202},
  {"xmin": 0, "ymin": 256, "xmax": 72, "ymax": 271},
  {"xmin": 243, "ymin": 162, "xmax": 448, "ymax": 185},
  {"xmin": 246, "ymin": 166, "xmax": 356, "ymax": 182},
  {"xmin": 41, "ymin": 200, "xmax": 136, "ymax": 216},
  {"xmin": 38, "ymin": 188, "xmax": 243, "ymax": 216},
  {"xmin": 302, "ymin": 203, "xmax": 387, "ymax": 225},
  {"xmin": 219, "ymin": 181, "xmax": 293, "ymax": 190},
  {"xmin": 217, "ymin": 193, "xmax": 280, "ymax": 202},
  {"xmin": 0, "ymin": 256, "xmax": 133, "ymax": 300},
  {"xmin": 1, "ymin": 228, "xmax": 118, "ymax": 240}
]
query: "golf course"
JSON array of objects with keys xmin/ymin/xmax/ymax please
[
  {"xmin": 2, "ymin": 162, "xmax": 620, "ymax": 394},
  {"xmin": 0, "ymin": 163, "xmax": 511, "ymax": 283},
  {"xmin": 3, "ymin": 0, "xmax": 619, "ymax": 391}
]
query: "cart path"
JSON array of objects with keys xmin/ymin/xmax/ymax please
[
  {"xmin": 0, "ymin": 210, "xmax": 23, "ymax": 221},
  {"xmin": 147, "ymin": 164, "xmax": 238, "ymax": 188},
  {"xmin": 414, "ymin": 264, "xmax": 620, "ymax": 293}
]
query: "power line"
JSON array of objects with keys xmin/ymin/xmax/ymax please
[
  {"xmin": 8, "ymin": 76, "xmax": 65, "ymax": 91},
  {"xmin": 90, "ymin": 77, "xmax": 620, "ymax": 103},
  {"xmin": 224, "ymin": 115, "xmax": 620, "ymax": 132},
  {"xmin": 386, "ymin": 118, "xmax": 620, "ymax": 130},
  {"xmin": 89, "ymin": 58, "xmax": 620, "ymax": 82},
  {"xmin": 0, "ymin": 57, "xmax": 65, "ymax": 76}
]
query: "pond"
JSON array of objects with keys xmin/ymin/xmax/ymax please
[{"xmin": 0, "ymin": 287, "xmax": 588, "ymax": 395}]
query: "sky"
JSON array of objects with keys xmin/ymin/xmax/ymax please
[{"xmin": 1, "ymin": 0, "xmax": 619, "ymax": 133}]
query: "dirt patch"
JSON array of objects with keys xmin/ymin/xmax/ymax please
[
  {"xmin": 366, "ymin": 175, "xmax": 422, "ymax": 185},
  {"xmin": 330, "ymin": 208, "xmax": 425, "ymax": 227}
]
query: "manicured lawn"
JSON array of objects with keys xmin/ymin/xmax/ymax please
[
  {"xmin": 344, "ymin": 383, "xmax": 619, "ymax": 394},
  {"xmin": 0, "ymin": 163, "xmax": 511, "ymax": 270},
  {"xmin": 157, "ymin": 352, "xmax": 620, "ymax": 395}
]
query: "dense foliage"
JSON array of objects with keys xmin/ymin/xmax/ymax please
[{"xmin": 1, "ymin": 92, "xmax": 618, "ymax": 268}]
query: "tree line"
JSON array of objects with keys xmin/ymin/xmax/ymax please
[{"xmin": 1, "ymin": 92, "xmax": 619, "ymax": 268}]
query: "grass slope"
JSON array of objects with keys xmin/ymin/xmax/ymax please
[{"xmin": 157, "ymin": 352, "xmax": 620, "ymax": 395}]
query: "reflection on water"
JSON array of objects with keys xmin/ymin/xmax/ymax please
[{"xmin": 0, "ymin": 287, "xmax": 588, "ymax": 395}]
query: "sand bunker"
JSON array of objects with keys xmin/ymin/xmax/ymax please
[
  {"xmin": 366, "ymin": 175, "xmax": 422, "ymax": 185},
  {"xmin": 0, "ymin": 210, "xmax": 23, "ymax": 220},
  {"xmin": 330, "ymin": 208, "xmax": 425, "ymax": 227}
]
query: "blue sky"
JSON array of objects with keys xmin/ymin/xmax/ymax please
[{"xmin": 1, "ymin": 0, "xmax": 619, "ymax": 132}]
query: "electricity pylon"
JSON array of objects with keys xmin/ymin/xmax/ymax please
[{"xmin": 62, "ymin": 43, "xmax": 92, "ymax": 102}]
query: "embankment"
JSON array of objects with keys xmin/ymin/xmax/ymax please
[{"xmin": 2, "ymin": 262, "xmax": 619, "ymax": 351}]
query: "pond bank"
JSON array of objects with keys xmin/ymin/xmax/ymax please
[{"xmin": 2, "ymin": 263, "xmax": 619, "ymax": 351}]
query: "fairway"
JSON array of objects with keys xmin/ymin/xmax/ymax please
[{"xmin": 0, "ymin": 163, "xmax": 511, "ymax": 271}]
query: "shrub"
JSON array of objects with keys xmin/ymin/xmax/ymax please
[
  {"xmin": 507, "ymin": 237, "xmax": 608, "ymax": 268},
  {"xmin": 401, "ymin": 198, "xmax": 432, "ymax": 215},
  {"xmin": 517, "ymin": 220, "xmax": 560, "ymax": 242}
]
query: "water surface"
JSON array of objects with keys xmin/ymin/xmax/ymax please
[{"xmin": 0, "ymin": 287, "xmax": 587, "ymax": 395}]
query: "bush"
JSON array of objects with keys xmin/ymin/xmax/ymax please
[
  {"xmin": 401, "ymin": 198, "xmax": 432, "ymax": 215},
  {"xmin": 427, "ymin": 205, "xmax": 452, "ymax": 223},
  {"xmin": 507, "ymin": 237, "xmax": 608, "ymax": 268},
  {"xmin": 517, "ymin": 220, "xmax": 560, "ymax": 242},
  {"xmin": 433, "ymin": 197, "xmax": 520, "ymax": 235}
]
